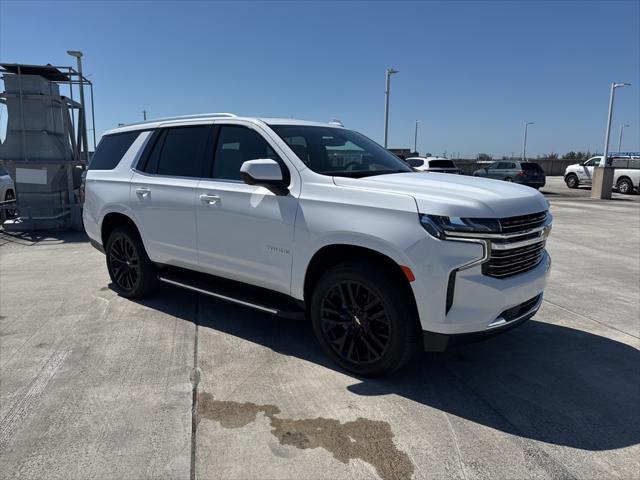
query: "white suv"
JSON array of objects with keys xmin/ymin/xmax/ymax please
[{"xmin": 84, "ymin": 113, "xmax": 552, "ymax": 376}]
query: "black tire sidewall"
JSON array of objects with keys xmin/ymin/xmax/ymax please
[
  {"xmin": 310, "ymin": 263, "xmax": 418, "ymax": 377},
  {"xmin": 566, "ymin": 174, "xmax": 578, "ymax": 188},
  {"xmin": 617, "ymin": 179, "xmax": 632, "ymax": 194},
  {"xmin": 105, "ymin": 225, "xmax": 157, "ymax": 298}
]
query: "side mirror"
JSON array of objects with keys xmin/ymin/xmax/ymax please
[{"xmin": 240, "ymin": 159, "xmax": 288, "ymax": 195}]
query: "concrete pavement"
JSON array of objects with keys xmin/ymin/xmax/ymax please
[{"xmin": 1, "ymin": 176, "xmax": 638, "ymax": 479}]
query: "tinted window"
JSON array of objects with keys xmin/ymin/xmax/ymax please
[
  {"xmin": 407, "ymin": 159, "xmax": 424, "ymax": 167},
  {"xmin": 89, "ymin": 131, "xmax": 140, "ymax": 170},
  {"xmin": 429, "ymin": 160, "xmax": 456, "ymax": 168},
  {"xmin": 139, "ymin": 130, "xmax": 165, "ymax": 174},
  {"xmin": 212, "ymin": 126, "xmax": 279, "ymax": 181},
  {"xmin": 521, "ymin": 163, "xmax": 543, "ymax": 172},
  {"xmin": 487, "ymin": 162, "xmax": 499, "ymax": 169},
  {"xmin": 272, "ymin": 125, "xmax": 411, "ymax": 177},
  {"xmin": 156, "ymin": 126, "xmax": 209, "ymax": 177}
]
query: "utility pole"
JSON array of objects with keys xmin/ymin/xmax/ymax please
[
  {"xmin": 142, "ymin": 110, "xmax": 147, "ymax": 121},
  {"xmin": 521, "ymin": 121, "xmax": 534, "ymax": 162},
  {"xmin": 413, "ymin": 120, "xmax": 420, "ymax": 154},
  {"xmin": 593, "ymin": 82, "xmax": 631, "ymax": 199},
  {"xmin": 618, "ymin": 123, "xmax": 629, "ymax": 153},
  {"xmin": 383, "ymin": 68, "xmax": 398, "ymax": 148}
]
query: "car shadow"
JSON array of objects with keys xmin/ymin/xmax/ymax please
[
  {"xmin": 0, "ymin": 229, "xmax": 88, "ymax": 246},
  {"xmin": 132, "ymin": 285, "xmax": 640, "ymax": 452}
]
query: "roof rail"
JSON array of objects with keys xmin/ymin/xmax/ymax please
[{"xmin": 121, "ymin": 112, "xmax": 238, "ymax": 128}]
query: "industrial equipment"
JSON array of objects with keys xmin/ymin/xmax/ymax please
[{"xmin": 0, "ymin": 59, "xmax": 95, "ymax": 230}]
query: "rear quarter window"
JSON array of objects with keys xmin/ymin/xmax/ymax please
[{"xmin": 89, "ymin": 131, "xmax": 141, "ymax": 170}]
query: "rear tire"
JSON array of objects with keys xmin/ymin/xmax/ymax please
[
  {"xmin": 617, "ymin": 177, "xmax": 633, "ymax": 195},
  {"xmin": 310, "ymin": 263, "xmax": 419, "ymax": 377},
  {"xmin": 505, "ymin": 177, "xmax": 513, "ymax": 182},
  {"xmin": 4, "ymin": 190, "xmax": 17, "ymax": 219},
  {"xmin": 105, "ymin": 224, "xmax": 158, "ymax": 298},
  {"xmin": 565, "ymin": 173, "xmax": 579, "ymax": 189}
]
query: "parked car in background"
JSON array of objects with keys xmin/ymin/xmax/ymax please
[
  {"xmin": 473, "ymin": 161, "xmax": 546, "ymax": 189},
  {"xmin": 0, "ymin": 164, "xmax": 16, "ymax": 220},
  {"xmin": 564, "ymin": 156, "xmax": 640, "ymax": 194},
  {"xmin": 406, "ymin": 157, "xmax": 461, "ymax": 174}
]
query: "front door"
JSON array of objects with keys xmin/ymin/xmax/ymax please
[{"xmin": 196, "ymin": 124, "xmax": 298, "ymax": 294}]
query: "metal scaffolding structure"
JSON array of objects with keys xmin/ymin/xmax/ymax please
[{"xmin": 0, "ymin": 61, "xmax": 96, "ymax": 230}]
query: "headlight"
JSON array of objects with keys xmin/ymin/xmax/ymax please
[{"xmin": 420, "ymin": 214, "xmax": 501, "ymax": 239}]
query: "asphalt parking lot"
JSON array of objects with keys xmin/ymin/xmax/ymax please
[{"xmin": 1, "ymin": 176, "xmax": 638, "ymax": 479}]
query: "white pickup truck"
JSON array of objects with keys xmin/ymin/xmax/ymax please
[{"xmin": 564, "ymin": 156, "xmax": 640, "ymax": 194}]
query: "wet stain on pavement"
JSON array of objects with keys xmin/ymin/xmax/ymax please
[{"xmin": 197, "ymin": 391, "xmax": 414, "ymax": 480}]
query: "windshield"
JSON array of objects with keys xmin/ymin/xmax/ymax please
[
  {"xmin": 429, "ymin": 160, "xmax": 456, "ymax": 168},
  {"xmin": 407, "ymin": 159, "xmax": 424, "ymax": 167},
  {"xmin": 270, "ymin": 125, "xmax": 412, "ymax": 177}
]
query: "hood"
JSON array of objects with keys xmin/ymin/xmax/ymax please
[{"xmin": 333, "ymin": 172, "xmax": 548, "ymax": 218}]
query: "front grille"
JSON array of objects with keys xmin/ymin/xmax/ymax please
[
  {"xmin": 499, "ymin": 211, "xmax": 547, "ymax": 234},
  {"xmin": 483, "ymin": 211, "xmax": 548, "ymax": 279}
]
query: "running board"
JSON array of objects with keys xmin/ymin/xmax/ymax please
[{"xmin": 157, "ymin": 267, "xmax": 305, "ymax": 320}]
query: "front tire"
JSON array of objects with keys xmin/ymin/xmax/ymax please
[
  {"xmin": 617, "ymin": 177, "xmax": 633, "ymax": 195},
  {"xmin": 504, "ymin": 177, "xmax": 513, "ymax": 182},
  {"xmin": 105, "ymin": 225, "xmax": 158, "ymax": 298},
  {"xmin": 310, "ymin": 263, "xmax": 419, "ymax": 377},
  {"xmin": 565, "ymin": 173, "xmax": 579, "ymax": 189}
]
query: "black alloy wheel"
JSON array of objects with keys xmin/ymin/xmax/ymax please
[
  {"xmin": 108, "ymin": 234, "xmax": 141, "ymax": 293},
  {"xmin": 319, "ymin": 280, "xmax": 391, "ymax": 364}
]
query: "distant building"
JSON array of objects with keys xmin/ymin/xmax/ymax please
[{"xmin": 388, "ymin": 148, "xmax": 418, "ymax": 159}]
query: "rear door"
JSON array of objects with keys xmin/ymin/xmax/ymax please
[
  {"xmin": 196, "ymin": 123, "xmax": 298, "ymax": 294},
  {"xmin": 129, "ymin": 125, "xmax": 212, "ymax": 268}
]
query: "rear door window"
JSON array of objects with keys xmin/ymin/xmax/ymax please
[
  {"xmin": 154, "ymin": 126, "xmax": 210, "ymax": 177},
  {"xmin": 89, "ymin": 131, "xmax": 141, "ymax": 170}
]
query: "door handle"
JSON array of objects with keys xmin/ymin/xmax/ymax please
[
  {"xmin": 200, "ymin": 194, "xmax": 220, "ymax": 205},
  {"xmin": 136, "ymin": 187, "xmax": 151, "ymax": 198}
]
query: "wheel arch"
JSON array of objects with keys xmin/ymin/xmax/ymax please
[
  {"xmin": 302, "ymin": 244, "xmax": 419, "ymax": 320},
  {"xmin": 616, "ymin": 175, "xmax": 633, "ymax": 187},
  {"xmin": 101, "ymin": 212, "xmax": 141, "ymax": 247}
]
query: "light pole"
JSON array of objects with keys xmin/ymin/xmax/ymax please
[
  {"xmin": 383, "ymin": 68, "xmax": 398, "ymax": 148},
  {"xmin": 142, "ymin": 110, "xmax": 147, "ymax": 121},
  {"xmin": 67, "ymin": 50, "xmax": 89, "ymax": 162},
  {"xmin": 593, "ymin": 82, "xmax": 631, "ymax": 199},
  {"xmin": 618, "ymin": 123, "xmax": 630, "ymax": 154},
  {"xmin": 521, "ymin": 121, "xmax": 534, "ymax": 162},
  {"xmin": 413, "ymin": 120, "xmax": 420, "ymax": 153}
]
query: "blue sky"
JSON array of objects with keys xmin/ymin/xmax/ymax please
[{"xmin": 1, "ymin": 0, "xmax": 638, "ymax": 157}]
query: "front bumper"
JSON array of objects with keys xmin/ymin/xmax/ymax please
[
  {"xmin": 423, "ymin": 293, "xmax": 543, "ymax": 352},
  {"xmin": 405, "ymin": 215, "xmax": 551, "ymax": 337}
]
